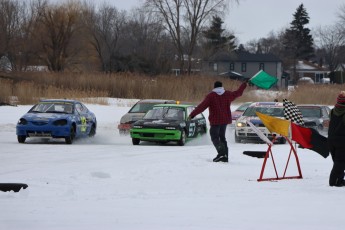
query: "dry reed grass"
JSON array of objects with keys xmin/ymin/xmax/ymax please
[{"xmin": 0, "ymin": 72, "xmax": 342, "ymax": 106}]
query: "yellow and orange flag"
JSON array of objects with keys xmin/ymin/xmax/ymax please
[{"xmin": 255, "ymin": 112, "xmax": 290, "ymax": 137}]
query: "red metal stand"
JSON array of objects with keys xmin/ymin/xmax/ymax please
[{"xmin": 257, "ymin": 136, "xmax": 303, "ymax": 182}]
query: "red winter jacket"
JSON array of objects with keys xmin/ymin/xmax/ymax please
[{"xmin": 190, "ymin": 82, "xmax": 247, "ymax": 125}]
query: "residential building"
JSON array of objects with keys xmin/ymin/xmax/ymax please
[
  {"xmin": 287, "ymin": 60, "xmax": 329, "ymax": 84},
  {"xmin": 203, "ymin": 51, "xmax": 284, "ymax": 89}
]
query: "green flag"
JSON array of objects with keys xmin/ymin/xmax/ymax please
[{"xmin": 249, "ymin": 70, "xmax": 278, "ymax": 89}]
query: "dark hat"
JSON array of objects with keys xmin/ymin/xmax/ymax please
[
  {"xmin": 214, "ymin": 81, "xmax": 222, "ymax": 88},
  {"xmin": 336, "ymin": 91, "xmax": 345, "ymax": 107}
]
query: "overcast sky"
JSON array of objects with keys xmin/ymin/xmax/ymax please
[{"xmin": 94, "ymin": 0, "xmax": 344, "ymax": 44}]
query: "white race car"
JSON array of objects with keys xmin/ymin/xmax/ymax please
[{"xmin": 234, "ymin": 102, "xmax": 286, "ymax": 144}]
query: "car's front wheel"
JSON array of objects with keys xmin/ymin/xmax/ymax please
[
  {"xmin": 17, "ymin": 135, "xmax": 26, "ymax": 143},
  {"xmin": 65, "ymin": 126, "xmax": 76, "ymax": 144},
  {"xmin": 89, "ymin": 124, "xmax": 96, "ymax": 137},
  {"xmin": 132, "ymin": 138, "xmax": 140, "ymax": 145},
  {"xmin": 178, "ymin": 130, "xmax": 186, "ymax": 146}
]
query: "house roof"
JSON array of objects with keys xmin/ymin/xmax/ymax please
[
  {"xmin": 294, "ymin": 60, "xmax": 328, "ymax": 72},
  {"xmin": 335, "ymin": 63, "xmax": 345, "ymax": 71},
  {"xmin": 207, "ymin": 51, "xmax": 281, "ymax": 62}
]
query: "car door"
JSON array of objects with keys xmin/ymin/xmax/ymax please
[
  {"xmin": 75, "ymin": 103, "xmax": 91, "ymax": 135},
  {"xmin": 186, "ymin": 106, "xmax": 205, "ymax": 138}
]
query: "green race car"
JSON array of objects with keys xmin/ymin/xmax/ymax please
[{"xmin": 130, "ymin": 104, "xmax": 207, "ymax": 146}]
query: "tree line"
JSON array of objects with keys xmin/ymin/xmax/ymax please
[{"xmin": 0, "ymin": 0, "xmax": 344, "ymax": 79}]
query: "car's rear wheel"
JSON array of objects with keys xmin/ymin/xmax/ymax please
[
  {"xmin": 17, "ymin": 135, "xmax": 26, "ymax": 143},
  {"xmin": 178, "ymin": 130, "xmax": 186, "ymax": 146},
  {"xmin": 132, "ymin": 138, "xmax": 140, "ymax": 145},
  {"xmin": 65, "ymin": 126, "xmax": 75, "ymax": 144}
]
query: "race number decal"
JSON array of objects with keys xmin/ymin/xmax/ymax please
[
  {"xmin": 80, "ymin": 116, "xmax": 87, "ymax": 132},
  {"xmin": 189, "ymin": 123, "xmax": 196, "ymax": 137}
]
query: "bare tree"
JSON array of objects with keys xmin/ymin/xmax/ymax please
[
  {"xmin": 32, "ymin": 0, "xmax": 83, "ymax": 72},
  {"xmin": 0, "ymin": 0, "xmax": 28, "ymax": 71},
  {"xmin": 145, "ymin": 0, "xmax": 235, "ymax": 75},
  {"xmin": 314, "ymin": 25, "xmax": 345, "ymax": 73},
  {"xmin": 83, "ymin": 2, "xmax": 126, "ymax": 72},
  {"xmin": 122, "ymin": 8, "xmax": 175, "ymax": 73}
]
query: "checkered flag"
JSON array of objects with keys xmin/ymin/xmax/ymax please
[{"xmin": 283, "ymin": 99, "xmax": 305, "ymax": 126}]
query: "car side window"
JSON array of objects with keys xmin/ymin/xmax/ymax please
[
  {"xmin": 188, "ymin": 107, "xmax": 203, "ymax": 119},
  {"xmin": 322, "ymin": 107, "xmax": 330, "ymax": 117},
  {"xmin": 75, "ymin": 103, "xmax": 85, "ymax": 114}
]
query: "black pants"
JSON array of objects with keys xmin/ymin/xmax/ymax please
[
  {"xmin": 210, "ymin": 124, "xmax": 228, "ymax": 157},
  {"xmin": 328, "ymin": 139, "xmax": 345, "ymax": 186}
]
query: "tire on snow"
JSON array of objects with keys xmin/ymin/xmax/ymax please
[
  {"xmin": 132, "ymin": 138, "xmax": 140, "ymax": 145},
  {"xmin": 17, "ymin": 135, "xmax": 26, "ymax": 143},
  {"xmin": 178, "ymin": 130, "xmax": 186, "ymax": 146},
  {"xmin": 65, "ymin": 126, "xmax": 76, "ymax": 144}
]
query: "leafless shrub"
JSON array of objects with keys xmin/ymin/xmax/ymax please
[{"xmin": 0, "ymin": 72, "xmax": 342, "ymax": 106}]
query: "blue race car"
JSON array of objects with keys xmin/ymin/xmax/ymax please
[{"xmin": 16, "ymin": 99, "xmax": 97, "ymax": 144}]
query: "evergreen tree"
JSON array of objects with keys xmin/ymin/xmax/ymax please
[
  {"xmin": 283, "ymin": 4, "xmax": 314, "ymax": 60},
  {"xmin": 203, "ymin": 15, "xmax": 235, "ymax": 54}
]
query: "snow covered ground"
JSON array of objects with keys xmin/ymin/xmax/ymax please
[{"xmin": 0, "ymin": 99, "xmax": 344, "ymax": 230}]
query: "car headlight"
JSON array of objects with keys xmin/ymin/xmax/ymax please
[
  {"xmin": 236, "ymin": 122, "xmax": 246, "ymax": 127},
  {"xmin": 53, "ymin": 119, "xmax": 68, "ymax": 126},
  {"xmin": 18, "ymin": 118, "xmax": 28, "ymax": 125},
  {"xmin": 133, "ymin": 125, "xmax": 143, "ymax": 129}
]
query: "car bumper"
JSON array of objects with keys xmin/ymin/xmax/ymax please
[
  {"xmin": 236, "ymin": 127, "xmax": 274, "ymax": 143},
  {"xmin": 130, "ymin": 128, "xmax": 182, "ymax": 141},
  {"xmin": 16, "ymin": 125, "xmax": 71, "ymax": 138},
  {"xmin": 118, "ymin": 123, "xmax": 132, "ymax": 134}
]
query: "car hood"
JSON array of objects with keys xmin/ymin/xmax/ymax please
[
  {"xmin": 133, "ymin": 119, "xmax": 184, "ymax": 128},
  {"xmin": 303, "ymin": 117, "xmax": 320, "ymax": 121},
  {"xmin": 21, "ymin": 113, "xmax": 71, "ymax": 121},
  {"xmin": 120, "ymin": 113, "xmax": 146, "ymax": 123},
  {"xmin": 237, "ymin": 116, "xmax": 262, "ymax": 124}
]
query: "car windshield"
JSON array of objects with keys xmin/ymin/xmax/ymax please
[
  {"xmin": 129, "ymin": 103, "xmax": 156, "ymax": 113},
  {"xmin": 30, "ymin": 102, "xmax": 73, "ymax": 114},
  {"xmin": 298, "ymin": 107, "xmax": 321, "ymax": 118},
  {"xmin": 143, "ymin": 107, "xmax": 185, "ymax": 120},
  {"xmin": 243, "ymin": 106, "xmax": 284, "ymax": 117}
]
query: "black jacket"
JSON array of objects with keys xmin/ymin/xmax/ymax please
[{"xmin": 328, "ymin": 107, "xmax": 345, "ymax": 141}]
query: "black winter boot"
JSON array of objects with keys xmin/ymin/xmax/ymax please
[{"xmin": 213, "ymin": 143, "xmax": 228, "ymax": 162}]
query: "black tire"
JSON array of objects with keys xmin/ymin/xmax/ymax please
[
  {"xmin": 132, "ymin": 138, "xmax": 140, "ymax": 145},
  {"xmin": 279, "ymin": 137, "xmax": 286, "ymax": 144},
  {"xmin": 178, "ymin": 130, "xmax": 186, "ymax": 146},
  {"xmin": 89, "ymin": 124, "xmax": 96, "ymax": 137},
  {"xmin": 65, "ymin": 126, "xmax": 75, "ymax": 144},
  {"xmin": 17, "ymin": 135, "xmax": 26, "ymax": 143}
]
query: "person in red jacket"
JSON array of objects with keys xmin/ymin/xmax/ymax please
[{"xmin": 189, "ymin": 80, "xmax": 248, "ymax": 162}]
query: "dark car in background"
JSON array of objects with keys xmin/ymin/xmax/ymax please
[
  {"xmin": 118, "ymin": 99, "xmax": 176, "ymax": 135},
  {"xmin": 130, "ymin": 104, "xmax": 207, "ymax": 146},
  {"xmin": 297, "ymin": 104, "xmax": 331, "ymax": 134}
]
